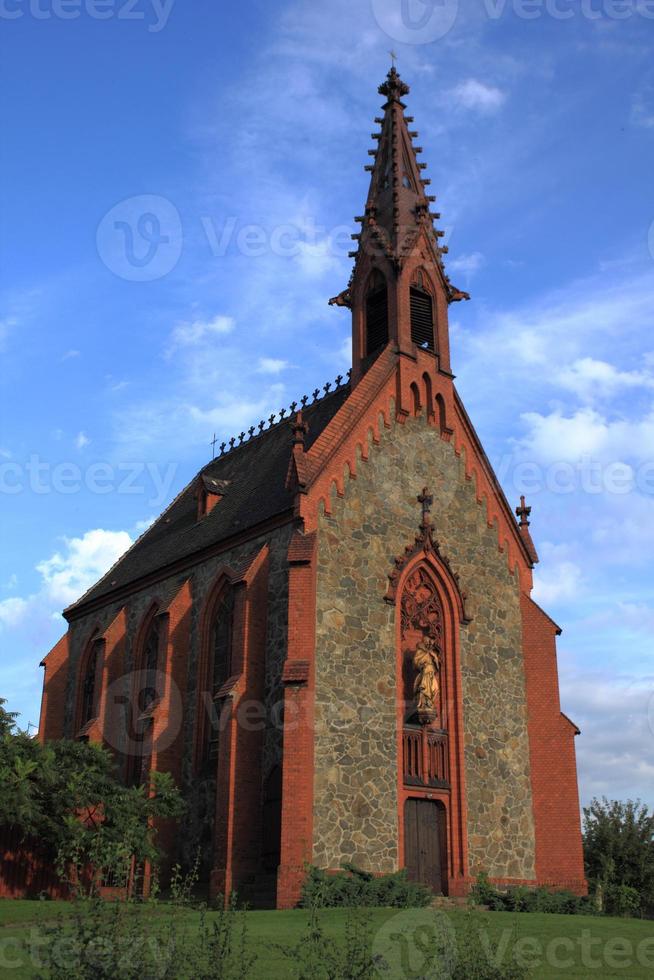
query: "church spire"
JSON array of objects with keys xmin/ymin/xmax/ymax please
[
  {"xmin": 332, "ymin": 66, "xmax": 470, "ymax": 386},
  {"xmin": 356, "ymin": 66, "xmax": 446, "ymax": 268}
]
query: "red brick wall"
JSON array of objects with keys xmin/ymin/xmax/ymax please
[
  {"xmin": 38, "ymin": 632, "xmax": 69, "ymax": 743},
  {"xmin": 520, "ymin": 593, "xmax": 587, "ymax": 894},
  {"xmin": 276, "ymin": 531, "xmax": 317, "ymax": 908}
]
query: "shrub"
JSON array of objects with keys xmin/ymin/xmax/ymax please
[
  {"xmin": 470, "ymin": 872, "xmax": 594, "ymax": 916},
  {"xmin": 31, "ymin": 888, "xmax": 255, "ymax": 979},
  {"xmin": 300, "ymin": 863, "xmax": 432, "ymax": 909},
  {"xmin": 278, "ymin": 905, "xmax": 381, "ymax": 980}
]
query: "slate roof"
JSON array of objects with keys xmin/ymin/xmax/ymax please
[{"xmin": 66, "ymin": 385, "xmax": 351, "ymax": 615}]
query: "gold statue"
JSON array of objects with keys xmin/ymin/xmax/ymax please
[{"xmin": 413, "ymin": 635, "xmax": 440, "ymax": 717}]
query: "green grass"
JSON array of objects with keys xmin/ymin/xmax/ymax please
[{"xmin": 0, "ymin": 900, "xmax": 653, "ymax": 978}]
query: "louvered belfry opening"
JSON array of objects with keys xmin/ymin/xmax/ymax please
[
  {"xmin": 365, "ymin": 270, "xmax": 389, "ymax": 356},
  {"xmin": 410, "ymin": 285, "xmax": 435, "ymax": 351}
]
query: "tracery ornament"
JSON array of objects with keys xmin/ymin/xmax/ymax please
[{"xmin": 385, "ymin": 486, "xmax": 470, "ymax": 624}]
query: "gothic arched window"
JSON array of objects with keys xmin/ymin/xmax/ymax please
[
  {"xmin": 410, "ymin": 271, "xmax": 435, "ymax": 352},
  {"xmin": 126, "ymin": 611, "xmax": 161, "ymax": 787},
  {"xmin": 141, "ymin": 616, "xmax": 160, "ymax": 711},
  {"xmin": 79, "ymin": 639, "xmax": 101, "ymax": 730},
  {"xmin": 200, "ymin": 587, "xmax": 234, "ymax": 767},
  {"xmin": 365, "ymin": 269, "xmax": 388, "ymax": 356}
]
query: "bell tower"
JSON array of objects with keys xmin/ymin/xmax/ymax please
[{"xmin": 330, "ymin": 66, "xmax": 469, "ymax": 386}]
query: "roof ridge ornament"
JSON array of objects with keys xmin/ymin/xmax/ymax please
[{"xmin": 209, "ymin": 373, "xmax": 350, "ymax": 460}]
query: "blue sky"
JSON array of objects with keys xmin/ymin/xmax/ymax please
[{"xmin": 1, "ymin": 0, "xmax": 653, "ymax": 809}]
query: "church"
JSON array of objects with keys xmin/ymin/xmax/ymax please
[{"xmin": 38, "ymin": 67, "xmax": 587, "ymax": 908}]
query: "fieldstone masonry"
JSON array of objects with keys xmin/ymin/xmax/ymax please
[{"xmin": 314, "ymin": 411, "xmax": 537, "ymax": 881}]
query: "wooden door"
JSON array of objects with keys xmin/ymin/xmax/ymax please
[{"xmin": 404, "ymin": 798, "xmax": 447, "ymax": 894}]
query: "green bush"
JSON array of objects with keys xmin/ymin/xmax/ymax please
[
  {"xmin": 606, "ymin": 883, "xmax": 642, "ymax": 918},
  {"xmin": 300, "ymin": 863, "xmax": 432, "ymax": 909},
  {"xmin": 470, "ymin": 872, "xmax": 594, "ymax": 916},
  {"xmin": 31, "ymin": 891, "xmax": 254, "ymax": 980},
  {"xmin": 278, "ymin": 905, "xmax": 380, "ymax": 979}
]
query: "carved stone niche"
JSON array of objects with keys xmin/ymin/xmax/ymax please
[{"xmin": 400, "ymin": 565, "xmax": 444, "ymax": 727}]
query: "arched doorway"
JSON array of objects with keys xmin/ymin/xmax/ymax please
[{"xmin": 404, "ymin": 798, "xmax": 448, "ymax": 894}]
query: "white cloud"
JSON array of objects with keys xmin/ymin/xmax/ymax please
[
  {"xmin": 295, "ymin": 238, "xmax": 342, "ymax": 278},
  {"xmin": 0, "ymin": 597, "xmax": 29, "ymax": 629},
  {"xmin": 35, "ymin": 529, "xmax": 133, "ymax": 608},
  {"xmin": 558, "ymin": 357, "xmax": 654, "ymax": 402},
  {"xmin": 532, "ymin": 543, "xmax": 584, "ymax": 605},
  {"xmin": 257, "ymin": 357, "xmax": 288, "ymax": 375},
  {"xmin": 518, "ymin": 406, "xmax": 654, "ymax": 464},
  {"xmin": 0, "ymin": 529, "xmax": 132, "ymax": 633},
  {"xmin": 448, "ymin": 252, "xmax": 485, "ymax": 278},
  {"xmin": 166, "ymin": 314, "xmax": 235, "ymax": 356},
  {"xmin": 134, "ymin": 516, "xmax": 156, "ymax": 534},
  {"xmin": 75, "ymin": 431, "xmax": 90, "ymax": 450},
  {"xmin": 61, "ymin": 349, "xmax": 80, "ymax": 361},
  {"xmin": 449, "ymin": 79, "xmax": 506, "ymax": 113},
  {"xmin": 631, "ymin": 83, "xmax": 654, "ymax": 130},
  {"xmin": 0, "ymin": 315, "xmax": 19, "ymax": 350},
  {"xmin": 560, "ymin": 667, "xmax": 654, "ymax": 808}
]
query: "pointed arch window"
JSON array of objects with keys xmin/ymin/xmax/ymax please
[
  {"xmin": 365, "ymin": 269, "xmax": 388, "ymax": 356},
  {"xmin": 127, "ymin": 612, "xmax": 162, "ymax": 787},
  {"xmin": 79, "ymin": 639, "xmax": 102, "ymax": 731},
  {"xmin": 200, "ymin": 587, "xmax": 234, "ymax": 768},
  {"xmin": 139, "ymin": 616, "xmax": 161, "ymax": 712},
  {"xmin": 410, "ymin": 270, "xmax": 435, "ymax": 352}
]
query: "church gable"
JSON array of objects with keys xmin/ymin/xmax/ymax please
[{"xmin": 312, "ymin": 406, "xmax": 536, "ymax": 882}]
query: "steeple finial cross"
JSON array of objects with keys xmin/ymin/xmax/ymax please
[
  {"xmin": 389, "ymin": 49, "xmax": 398, "ymax": 68},
  {"xmin": 210, "ymin": 433, "xmax": 218, "ymax": 459},
  {"xmin": 516, "ymin": 495, "xmax": 531, "ymax": 527},
  {"xmin": 418, "ymin": 486, "xmax": 433, "ymax": 524}
]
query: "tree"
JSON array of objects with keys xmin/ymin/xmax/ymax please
[
  {"xmin": 0, "ymin": 696, "xmax": 185, "ymax": 894},
  {"xmin": 0, "ymin": 697, "xmax": 19, "ymax": 737},
  {"xmin": 583, "ymin": 797, "xmax": 654, "ymax": 917}
]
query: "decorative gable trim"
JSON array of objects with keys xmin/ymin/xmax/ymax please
[{"xmin": 384, "ymin": 487, "xmax": 471, "ymax": 625}]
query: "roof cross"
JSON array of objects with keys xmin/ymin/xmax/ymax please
[
  {"xmin": 516, "ymin": 495, "xmax": 531, "ymax": 527},
  {"xmin": 210, "ymin": 433, "xmax": 218, "ymax": 459},
  {"xmin": 389, "ymin": 49, "xmax": 398, "ymax": 68}
]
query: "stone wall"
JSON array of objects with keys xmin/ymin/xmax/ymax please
[{"xmin": 314, "ymin": 411, "xmax": 536, "ymax": 881}]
